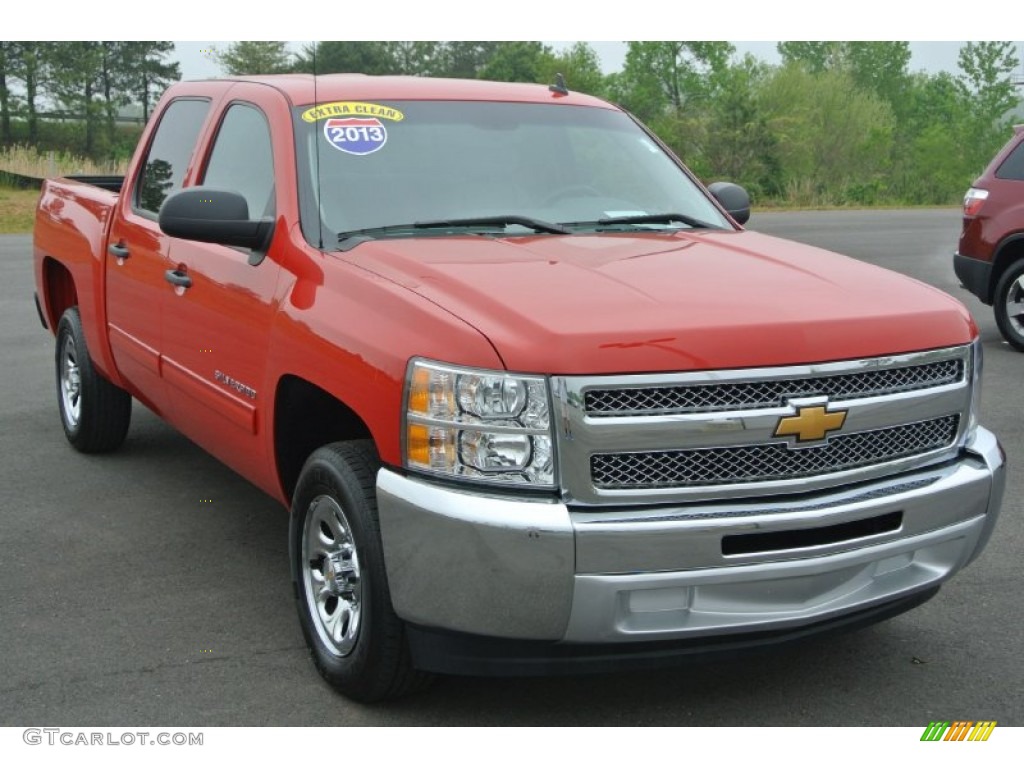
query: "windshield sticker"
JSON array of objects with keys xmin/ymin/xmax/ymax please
[
  {"xmin": 301, "ymin": 101, "xmax": 404, "ymax": 123},
  {"xmin": 325, "ymin": 117, "xmax": 388, "ymax": 155}
]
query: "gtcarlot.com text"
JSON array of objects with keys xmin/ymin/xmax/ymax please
[{"xmin": 23, "ymin": 729, "xmax": 203, "ymax": 746}]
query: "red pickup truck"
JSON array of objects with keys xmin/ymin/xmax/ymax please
[{"xmin": 33, "ymin": 75, "xmax": 1006, "ymax": 702}]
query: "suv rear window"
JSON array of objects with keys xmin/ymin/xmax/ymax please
[{"xmin": 995, "ymin": 136, "xmax": 1024, "ymax": 181}]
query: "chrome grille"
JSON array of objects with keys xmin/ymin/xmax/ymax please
[
  {"xmin": 584, "ymin": 359, "xmax": 963, "ymax": 416},
  {"xmin": 590, "ymin": 415, "xmax": 960, "ymax": 489}
]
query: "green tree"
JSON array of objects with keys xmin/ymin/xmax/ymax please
[
  {"xmin": 435, "ymin": 42, "xmax": 500, "ymax": 78},
  {"xmin": 758, "ymin": 64, "xmax": 894, "ymax": 203},
  {"xmin": 45, "ymin": 42, "xmax": 178, "ymax": 155},
  {"xmin": 616, "ymin": 41, "xmax": 735, "ymax": 120},
  {"xmin": 777, "ymin": 41, "xmax": 915, "ymax": 202},
  {"xmin": 539, "ymin": 42, "xmax": 606, "ymax": 97},
  {"xmin": 777, "ymin": 41, "xmax": 842, "ymax": 73},
  {"xmin": 957, "ymin": 40, "xmax": 1020, "ymax": 117},
  {"xmin": 890, "ymin": 71, "xmax": 970, "ymax": 202},
  {"xmin": 296, "ymin": 41, "xmax": 505, "ymax": 78},
  {"xmin": 4, "ymin": 42, "xmax": 54, "ymax": 144},
  {"xmin": 295, "ymin": 41, "xmax": 398, "ymax": 75},
  {"xmin": 48, "ymin": 42, "xmax": 103, "ymax": 154},
  {"xmin": 120, "ymin": 42, "xmax": 179, "ymax": 123},
  {"xmin": 778, "ymin": 41, "xmax": 911, "ymax": 109},
  {"xmin": 687, "ymin": 55, "xmax": 781, "ymax": 197},
  {"xmin": 907, "ymin": 71, "xmax": 965, "ymax": 129},
  {"xmin": 957, "ymin": 41, "xmax": 1021, "ymax": 171},
  {"xmin": 385, "ymin": 42, "xmax": 445, "ymax": 75},
  {"xmin": 844, "ymin": 42, "xmax": 911, "ymax": 108},
  {"xmin": 97, "ymin": 42, "xmax": 129, "ymax": 150},
  {"xmin": 907, "ymin": 122, "xmax": 973, "ymax": 204},
  {"xmin": 478, "ymin": 42, "xmax": 555, "ymax": 83},
  {"xmin": 215, "ymin": 41, "xmax": 293, "ymax": 75},
  {"xmin": 0, "ymin": 43, "xmax": 14, "ymax": 144}
]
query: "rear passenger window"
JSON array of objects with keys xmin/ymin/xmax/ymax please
[
  {"xmin": 996, "ymin": 138, "xmax": 1024, "ymax": 181},
  {"xmin": 135, "ymin": 99, "xmax": 210, "ymax": 214},
  {"xmin": 201, "ymin": 104, "xmax": 275, "ymax": 219}
]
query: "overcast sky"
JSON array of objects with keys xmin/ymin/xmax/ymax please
[
  {"xmin": 174, "ymin": 41, "xmax": 1023, "ymax": 81},
  {"xmin": 13, "ymin": 1, "xmax": 1024, "ymax": 72}
]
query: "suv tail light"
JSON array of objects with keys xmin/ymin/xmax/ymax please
[{"xmin": 963, "ymin": 187, "xmax": 989, "ymax": 217}]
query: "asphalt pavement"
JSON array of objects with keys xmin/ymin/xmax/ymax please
[{"xmin": 1, "ymin": 208, "xmax": 1020, "ymax": 725}]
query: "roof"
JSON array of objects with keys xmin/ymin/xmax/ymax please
[{"xmin": 189, "ymin": 74, "xmax": 616, "ymax": 110}]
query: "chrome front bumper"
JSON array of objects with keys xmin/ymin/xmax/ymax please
[{"xmin": 376, "ymin": 427, "xmax": 1005, "ymax": 645}]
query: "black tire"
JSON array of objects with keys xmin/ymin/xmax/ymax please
[
  {"xmin": 289, "ymin": 440, "xmax": 431, "ymax": 702},
  {"xmin": 55, "ymin": 307, "xmax": 132, "ymax": 452},
  {"xmin": 994, "ymin": 259, "xmax": 1024, "ymax": 352}
]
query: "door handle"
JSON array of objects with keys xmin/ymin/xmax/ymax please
[
  {"xmin": 164, "ymin": 269, "xmax": 192, "ymax": 289},
  {"xmin": 108, "ymin": 243, "xmax": 130, "ymax": 260}
]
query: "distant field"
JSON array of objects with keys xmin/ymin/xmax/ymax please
[
  {"xmin": 0, "ymin": 145, "xmax": 127, "ymax": 179},
  {"xmin": 0, "ymin": 187, "xmax": 39, "ymax": 234},
  {"xmin": 0, "ymin": 145, "xmax": 129, "ymax": 234}
]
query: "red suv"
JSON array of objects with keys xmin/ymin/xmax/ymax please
[{"xmin": 956, "ymin": 125, "xmax": 1024, "ymax": 351}]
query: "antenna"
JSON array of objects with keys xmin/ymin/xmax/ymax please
[
  {"xmin": 549, "ymin": 73, "xmax": 569, "ymax": 97},
  {"xmin": 313, "ymin": 41, "xmax": 324, "ymax": 249}
]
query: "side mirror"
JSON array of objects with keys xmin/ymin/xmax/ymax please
[
  {"xmin": 159, "ymin": 187, "xmax": 274, "ymax": 260},
  {"xmin": 708, "ymin": 182, "xmax": 751, "ymax": 225}
]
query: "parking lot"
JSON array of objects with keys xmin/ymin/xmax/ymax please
[{"xmin": 1, "ymin": 208, "xmax": 1020, "ymax": 725}]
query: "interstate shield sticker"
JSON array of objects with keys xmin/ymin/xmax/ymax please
[{"xmin": 324, "ymin": 117, "xmax": 388, "ymax": 155}]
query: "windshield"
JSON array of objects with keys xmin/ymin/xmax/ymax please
[{"xmin": 292, "ymin": 100, "xmax": 732, "ymax": 247}]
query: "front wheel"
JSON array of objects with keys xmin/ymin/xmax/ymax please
[
  {"xmin": 289, "ymin": 440, "xmax": 431, "ymax": 702},
  {"xmin": 55, "ymin": 307, "xmax": 132, "ymax": 452},
  {"xmin": 994, "ymin": 259, "xmax": 1024, "ymax": 352}
]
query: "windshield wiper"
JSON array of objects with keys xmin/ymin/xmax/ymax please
[
  {"xmin": 563, "ymin": 213, "xmax": 723, "ymax": 231},
  {"xmin": 413, "ymin": 215, "xmax": 570, "ymax": 234},
  {"xmin": 337, "ymin": 215, "xmax": 569, "ymax": 251},
  {"xmin": 337, "ymin": 224, "xmax": 423, "ymax": 250}
]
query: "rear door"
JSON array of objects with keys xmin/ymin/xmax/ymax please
[
  {"xmin": 160, "ymin": 94, "xmax": 283, "ymax": 480},
  {"xmin": 105, "ymin": 98, "xmax": 211, "ymax": 415}
]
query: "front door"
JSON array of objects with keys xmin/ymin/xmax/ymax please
[{"xmin": 160, "ymin": 101, "xmax": 282, "ymax": 481}]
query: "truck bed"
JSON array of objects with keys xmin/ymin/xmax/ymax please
[
  {"xmin": 65, "ymin": 174, "xmax": 124, "ymax": 194},
  {"xmin": 33, "ymin": 176, "xmax": 120, "ymax": 382}
]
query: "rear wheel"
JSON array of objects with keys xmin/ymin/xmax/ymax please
[
  {"xmin": 994, "ymin": 259, "xmax": 1024, "ymax": 352},
  {"xmin": 289, "ymin": 440, "xmax": 431, "ymax": 701},
  {"xmin": 55, "ymin": 307, "xmax": 132, "ymax": 452}
]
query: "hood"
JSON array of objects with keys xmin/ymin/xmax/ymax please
[{"xmin": 340, "ymin": 230, "xmax": 976, "ymax": 374}]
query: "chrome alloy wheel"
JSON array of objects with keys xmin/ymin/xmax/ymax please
[
  {"xmin": 59, "ymin": 333, "xmax": 82, "ymax": 429},
  {"xmin": 1006, "ymin": 274, "xmax": 1024, "ymax": 336},
  {"xmin": 302, "ymin": 495, "xmax": 362, "ymax": 657}
]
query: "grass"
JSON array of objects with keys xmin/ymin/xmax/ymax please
[
  {"xmin": 0, "ymin": 186, "xmax": 40, "ymax": 234},
  {"xmin": 0, "ymin": 144, "xmax": 128, "ymax": 178},
  {"xmin": 0, "ymin": 145, "xmax": 130, "ymax": 234},
  {"xmin": 753, "ymin": 202, "xmax": 960, "ymax": 213}
]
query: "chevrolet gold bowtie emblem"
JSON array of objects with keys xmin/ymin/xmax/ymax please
[{"xmin": 774, "ymin": 405, "xmax": 848, "ymax": 443}]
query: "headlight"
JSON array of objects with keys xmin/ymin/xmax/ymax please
[
  {"xmin": 403, "ymin": 359, "xmax": 555, "ymax": 488},
  {"xmin": 967, "ymin": 337, "xmax": 983, "ymax": 442}
]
